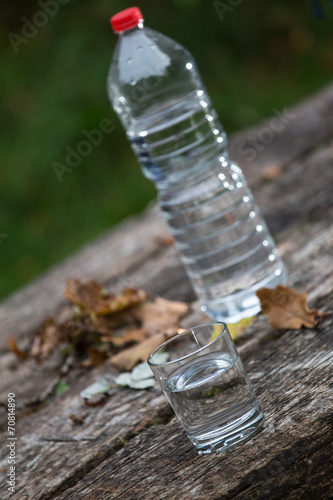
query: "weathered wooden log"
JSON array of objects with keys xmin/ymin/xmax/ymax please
[
  {"xmin": 1, "ymin": 83, "xmax": 333, "ymax": 350},
  {"xmin": 0, "ymin": 85, "xmax": 333, "ymax": 499},
  {"xmin": 55, "ymin": 309, "xmax": 333, "ymax": 500}
]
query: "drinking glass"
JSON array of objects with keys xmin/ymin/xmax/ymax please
[{"xmin": 147, "ymin": 322, "xmax": 264, "ymax": 454}]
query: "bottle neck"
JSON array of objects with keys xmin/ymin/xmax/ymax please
[{"xmin": 117, "ymin": 23, "xmax": 144, "ymax": 37}]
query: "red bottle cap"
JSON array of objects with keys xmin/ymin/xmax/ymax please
[{"xmin": 111, "ymin": 7, "xmax": 144, "ymax": 33}]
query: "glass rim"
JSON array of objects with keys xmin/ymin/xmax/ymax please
[{"xmin": 147, "ymin": 322, "xmax": 227, "ymax": 367}]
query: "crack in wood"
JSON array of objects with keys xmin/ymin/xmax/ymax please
[{"xmin": 39, "ymin": 402, "xmax": 175, "ymax": 500}]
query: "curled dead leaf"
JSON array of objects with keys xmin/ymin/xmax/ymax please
[
  {"xmin": 64, "ymin": 279, "xmax": 147, "ymax": 315},
  {"xmin": 81, "ymin": 348, "xmax": 108, "ymax": 368},
  {"xmin": 9, "ymin": 277, "xmax": 190, "ymax": 379},
  {"xmin": 261, "ymin": 165, "xmax": 283, "ymax": 180},
  {"xmin": 69, "ymin": 414, "xmax": 84, "ymax": 425},
  {"xmin": 31, "ymin": 319, "xmax": 69, "ymax": 362},
  {"xmin": 131, "ymin": 297, "xmax": 190, "ymax": 335},
  {"xmin": 156, "ymin": 235, "xmax": 174, "ymax": 247},
  {"xmin": 83, "ymin": 395, "xmax": 109, "ymax": 407},
  {"xmin": 101, "ymin": 328, "xmax": 149, "ymax": 347},
  {"xmin": 257, "ymin": 285, "xmax": 324, "ymax": 330},
  {"xmin": 8, "ymin": 336, "xmax": 29, "ymax": 360},
  {"xmin": 110, "ymin": 330, "xmax": 176, "ymax": 372},
  {"xmin": 227, "ymin": 316, "xmax": 255, "ymax": 340}
]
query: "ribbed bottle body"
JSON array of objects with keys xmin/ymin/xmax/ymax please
[
  {"xmin": 128, "ymin": 93, "xmax": 286, "ymax": 322},
  {"xmin": 108, "ymin": 23, "xmax": 286, "ymax": 322}
]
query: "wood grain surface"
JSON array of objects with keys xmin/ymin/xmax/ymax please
[{"xmin": 1, "ymin": 84, "xmax": 333, "ymax": 500}]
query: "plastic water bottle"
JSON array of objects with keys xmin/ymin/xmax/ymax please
[{"xmin": 107, "ymin": 7, "xmax": 287, "ymax": 323}]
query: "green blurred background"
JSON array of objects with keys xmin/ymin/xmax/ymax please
[{"xmin": 1, "ymin": 0, "xmax": 332, "ymax": 300}]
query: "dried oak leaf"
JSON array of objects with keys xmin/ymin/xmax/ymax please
[
  {"xmin": 261, "ymin": 165, "xmax": 283, "ymax": 181},
  {"xmin": 155, "ymin": 235, "xmax": 174, "ymax": 247},
  {"xmin": 101, "ymin": 328, "xmax": 149, "ymax": 347},
  {"xmin": 110, "ymin": 330, "xmax": 176, "ymax": 372},
  {"xmin": 103, "ymin": 297, "xmax": 189, "ymax": 370},
  {"xmin": 256, "ymin": 285, "xmax": 324, "ymax": 329},
  {"xmin": 8, "ymin": 336, "xmax": 29, "ymax": 360},
  {"xmin": 69, "ymin": 414, "xmax": 84, "ymax": 425},
  {"xmin": 64, "ymin": 279, "xmax": 147, "ymax": 315},
  {"xmin": 84, "ymin": 394, "xmax": 110, "ymax": 407},
  {"xmin": 131, "ymin": 297, "xmax": 190, "ymax": 335},
  {"xmin": 31, "ymin": 319, "xmax": 69, "ymax": 362},
  {"xmin": 81, "ymin": 347, "xmax": 108, "ymax": 368}
]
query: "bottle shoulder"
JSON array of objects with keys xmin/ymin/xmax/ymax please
[
  {"xmin": 108, "ymin": 26, "xmax": 203, "ymax": 126},
  {"xmin": 110, "ymin": 26, "xmax": 194, "ymax": 77}
]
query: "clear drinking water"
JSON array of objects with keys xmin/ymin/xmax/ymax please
[
  {"xmin": 129, "ymin": 91, "xmax": 286, "ymax": 322},
  {"xmin": 148, "ymin": 323, "xmax": 264, "ymax": 454},
  {"xmin": 108, "ymin": 8, "xmax": 287, "ymax": 323},
  {"xmin": 165, "ymin": 352, "xmax": 263, "ymax": 453}
]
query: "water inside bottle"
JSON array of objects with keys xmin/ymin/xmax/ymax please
[{"xmin": 129, "ymin": 91, "xmax": 286, "ymax": 322}]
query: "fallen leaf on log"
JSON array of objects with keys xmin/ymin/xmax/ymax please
[
  {"xmin": 8, "ymin": 278, "xmax": 190, "ymax": 380},
  {"xmin": 84, "ymin": 395, "xmax": 110, "ymax": 407},
  {"xmin": 227, "ymin": 317, "xmax": 255, "ymax": 340},
  {"xmin": 114, "ymin": 354, "xmax": 169, "ymax": 390},
  {"xmin": 101, "ymin": 328, "xmax": 149, "ymax": 347},
  {"xmin": 131, "ymin": 297, "xmax": 190, "ymax": 334},
  {"xmin": 81, "ymin": 347, "xmax": 108, "ymax": 368},
  {"xmin": 80, "ymin": 375, "xmax": 115, "ymax": 406},
  {"xmin": 110, "ymin": 330, "xmax": 176, "ymax": 372},
  {"xmin": 64, "ymin": 279, "xmax": 147, "ymax": 315},
  {"xmin": 55, "ymin": 380, "xmax": 69, "ymax": 395},
  {"xmin": 80, "ymin": 376, "xmax": 114, "ymax": 399},
  {"xmin": 8, "ymin": 336, "xmax": 29, "ymax": 360},
  {"xmin": 115, "ymin": 371, "xmax": 155, "ymax": 390},
  {"xmin": 261, "ymin": 165, "xmax": 283, "ymax": 180},
  {"xmin": 257, "ymin": 284, "xmax": 324, "ymax": 329},
  {"xmin": 69, "ymin": 414, "xmax": 84, "ymax": 425},
  {"xmin": 155, "ymin": 235, "xmax": 174, "ymax": 247},
  {"xmin": 31, "ymin": 319, "xmax": 69, "ymax": 362}
]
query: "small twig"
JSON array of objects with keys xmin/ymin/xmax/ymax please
[{"xmin": 40, "ymin": 436, "xmax": 98, "ymax": 442}]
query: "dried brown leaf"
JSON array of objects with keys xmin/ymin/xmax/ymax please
[
  {"xmin": 261, "ymin": 165, "xmax": 283, "ymax": 180},
  {"xmin": 83, "ymin": 394, "xmax": 109, "ymax": 407},
  {"xmin": 110, "ymin": 330, "xmax": 176, "ymax": 372},
  {"xmin": 31, "ymin": 319, "xmax": 69, "ymax": 362},
  {"xmin": 257, "ymin": 284, "xmax": 324, "ymax": 329},
  {"xmin": 81, "ymin": 348, "xmax": 108, "ymax": 368},
  {"xmin": 64, "ymin": 279, "xmax": 147, "ymax": 315},
  {"xmin": 8, "ymin": 336, "xmax": 29, "ymax": 360},
  {"xmin": 156, "ymin": 235, "xmax": 174, "ymax": 247},
  {"xmin": 102, "ymin": 328, "xmax": 149, "ymax": 347},
  {"xmin": 64, "ymin": 279, "xmax": 100, "ymax": 309},
  {"xmin": 12, "ymin": 276, "xmax": 190, "ymax": 375},
  {"xmin": 69, "ymin": 414, "xmax": 84, "ymax": 425},
  {"xmin": 132, "ymin": 297, "xmax": 190, "ymax": 334}
]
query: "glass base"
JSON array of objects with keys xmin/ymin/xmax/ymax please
[{"xmin": 191, "ymin": 406, "xmax": 264, "ymax": 454}]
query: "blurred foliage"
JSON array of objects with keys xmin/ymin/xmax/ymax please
[{"xmin": 0, "ymin": 0, "xmax": 332, "ymax": 299}]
